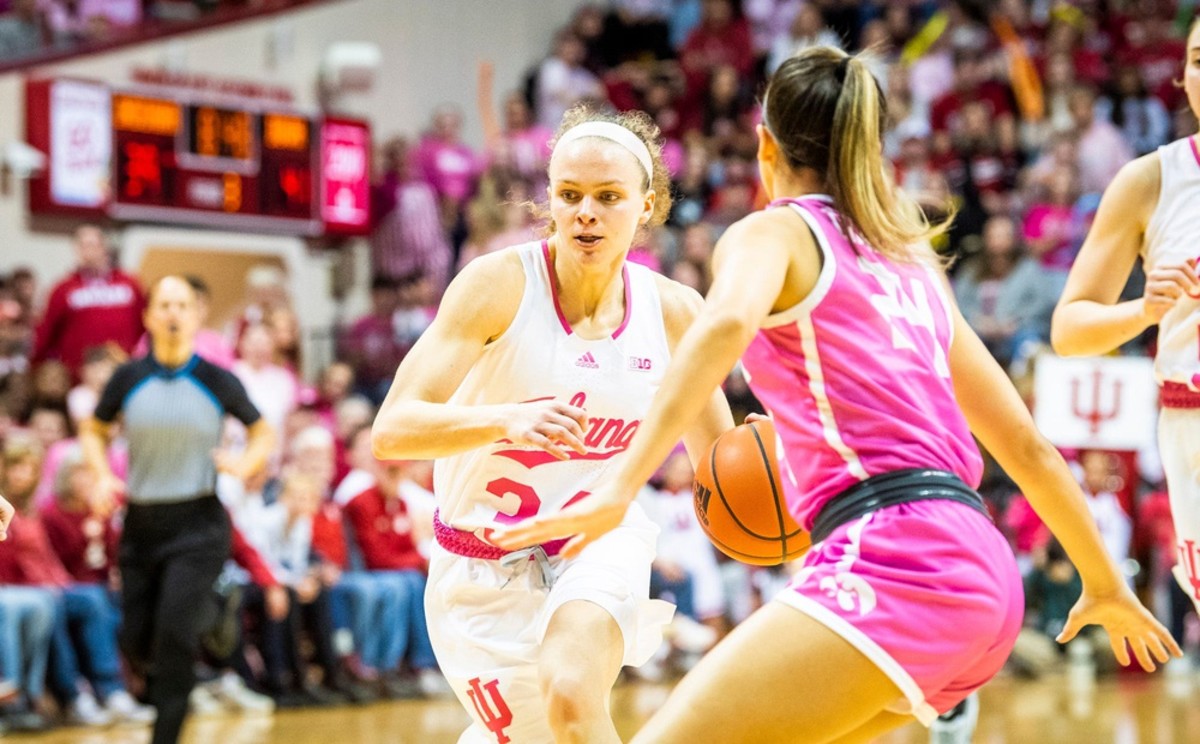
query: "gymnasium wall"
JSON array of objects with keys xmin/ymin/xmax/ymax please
[{"xmin": 0, "ymin": 0, "xmax": 581, "ymax": 353}]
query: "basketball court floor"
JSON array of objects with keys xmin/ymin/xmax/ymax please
[{"xmin": 7, "ymin": 669, "xmax": 1198, "ymax": 743}]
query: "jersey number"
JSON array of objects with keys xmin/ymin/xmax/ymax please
[
  {"xmin": 859, "ymin": 257, "xmax": 949, "ymax": 377},
  {"xmin": 485, "ymin": 478, "xmax": 590, "ymax": 526}
]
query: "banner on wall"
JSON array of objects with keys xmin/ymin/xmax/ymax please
[
  {"xmin": 1033, "ymin": 354, "xmax": 1158, "ymax": 451},
  {"xmin": 49, "ymin": 80, "xmax": 111, "ymax": 208}
]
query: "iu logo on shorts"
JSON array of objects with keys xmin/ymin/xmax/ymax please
[
  {"xmin": 466, "ymin": 676, "xmax": 514, "ymax": 744},
  {"xmin": 1177, "ymin": 540, "xmax": 1200, "ymax": 600}
]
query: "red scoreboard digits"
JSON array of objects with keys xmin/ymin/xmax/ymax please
[{"xmin": 26, "ymin": 77, "xmax": 370, "ymax": 236}]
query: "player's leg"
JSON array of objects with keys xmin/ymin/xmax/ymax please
[
  {"xmin": 828, "ymin": 711, "xmax": 914, "ymax": 744},
  {"xmin": 537, "ymin": 599, "xmax": 624, "ymax": 744},
  {"xmin": 631, "ymin": 601, "xmax": 904, "ymax": 744},
  {"xmin": 1161, "ymin": 410, "xmax": 1200, "ymax": 612}
]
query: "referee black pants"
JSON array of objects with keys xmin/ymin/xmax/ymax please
[{"xmin": 119, "ymin": 495, "xmax": 230, "ymax": 744}]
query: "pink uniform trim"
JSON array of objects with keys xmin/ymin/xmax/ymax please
[
  {"xmin": 433, "ymin": 509, "xmax": 566, "ymax": 559},
  {"xmin": 1162, "ymin": 381, "xmax": 1200, "ymax": 409},
  {"xmin": 541, "ymin": 240, "xmax": 633, "ymax": 338},
  {"xmin": 1190, "ymin": 136, "xmax": 1200, "ymax": 170}
]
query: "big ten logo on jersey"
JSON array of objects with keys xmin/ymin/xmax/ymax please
[
  {"xmin": 628, "ymin": 355, "xmax": 653, "ymax": 372},
  {"xmin": 857, "ymin": 257, "xmax": 949, "ymax": 378},
  {"xmin": 466, "ymin": 676, "xmax": 514, "ymax": 744}
]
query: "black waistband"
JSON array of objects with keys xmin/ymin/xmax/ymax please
[{"xmin": 810, "ymin": 469, "xmax": 989, "ymax": 545}]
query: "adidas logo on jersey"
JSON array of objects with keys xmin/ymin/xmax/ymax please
[{"xmin": 575, "ymin": 352, "xmax": 600, "ymax": 369}]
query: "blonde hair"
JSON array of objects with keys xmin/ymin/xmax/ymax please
[{"xmin": 764, "ymin": 47, "xmax": 952, "ymax": 264}]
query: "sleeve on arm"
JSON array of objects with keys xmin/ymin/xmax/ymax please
[
  {"xmin": 93, "ymin": 362, "xmax": 142, "ymax": 423},
  {"xmin": 201, "ymin": 363, "xmax": 262, "ymax": 426}
]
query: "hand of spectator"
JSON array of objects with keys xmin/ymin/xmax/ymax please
[
  {"xmin": 297, "ymin": 575, "xmax": 320, "ymax": 604},
  {"xmin": 266, "ymin": 584, "xmax": 290, "ymax": 621},
  {"xmin": 0, "ymin": 493, "xmax": 13, "ymax": 541},
  {"xmin": 501, "ymin": 400, "xmax": 589, "ymax": 460},
  {"xmin": 656, "ymin": 560, "xmax": 686, "ymax": 582},
  {"xmin": 317, "ymin": 561, "xmax": 341, "ymax": 587},
  {"xmin": 1141, "ymin": 258, "xmax": 1200, "ymax": 323},
  {"xmin": 92, "ymin": 471, "xmax": 125, "ymax": 518},
  {"xmin": 1057, "ymin": 583, "xmax": 1182, "ymax": 671},
  {"xmin": 477, "ymin": 59, "xmax": 494, "ymax": 92}
]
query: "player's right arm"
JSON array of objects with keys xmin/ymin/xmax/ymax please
[
  {"xmin": 371, "ymin": 250, "xmax": 588, "ymax": 461},
  {"xmin": 1052, "ymin": 153, "xmax": 1198, "ymax": 356}
]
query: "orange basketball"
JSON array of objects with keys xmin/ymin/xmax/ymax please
[{"xmin": 692, "ymin": 420, "xmax": 810, "ymax": 566}]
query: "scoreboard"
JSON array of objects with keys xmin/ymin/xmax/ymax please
[{"xmin": 26, "ymin": 78, "xmax": 371, "ymax": 237}]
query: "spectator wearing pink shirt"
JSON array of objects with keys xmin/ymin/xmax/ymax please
[
  {"xmin": 232, "ymin": 324, "xmax": 298, "ymax": 472},
  {"xmin": 1070, "ymin": 84, "xmax": 1135, "ymax": 194},
  {"xmin": 412, "ymin": 105, "xmax": 485, "ymax": 244},
  {"xmin": 477, "ymin": 61, "xmax": 554, "ymax": 191},
  {"xmin": 1022, "ymin": 167, "xmax": 1081, "ymax": 273}
]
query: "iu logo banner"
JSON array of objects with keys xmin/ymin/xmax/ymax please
[
  {"xmin": 1033, "ymin": 355, "xmax": 1157, "ymax": 450},
  {"xmin": 466, "ymin": 677, "xmax": 514, "ymax": 744}
]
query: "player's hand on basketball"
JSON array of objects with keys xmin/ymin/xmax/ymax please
[
  {"xmin": 744, "ymin": 413, "xmax": 769, "ymax": 424},
  {"xmin": 503, "ymin": 400, "xmax": 589, "ymax": 460},
  {"xmin": 1141, "ymin": 258, "xmax": 1200, "ymax": 322},
  {"xmin": 0, "ymin": 494, "xmax": 13, "ymax": 541},
  {"xmin": 1057, "ymin": 585, "xmax": 1182, "ymax": 671},
  {"xmin": 491, "ymin": 483, "xmax": 634, "ymax": 558}
]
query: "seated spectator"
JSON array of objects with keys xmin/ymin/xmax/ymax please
[
  {"xmin": 0, "ymin": 437, "xmax": 153, "ymax": 726},
  {"xmin": 476, "ymin": 60, "xmax": 554, "ymax": 190},
  {"xmin": 953, "ymin": 215, "xmax": 1057, "ymax": 371},
  {"xmin": 233, "ymin": 323, "xmax": 298, "ymax": 472},
  {"xmin": 251, "ymin": 470, "xmax": 347, "ymax": 706},
  {"xmin": 1078, "ymin": 451, "xmax": 1133, "ymax": 572},
  {"xmin": 1023, "ymin": 166, "xmax": 1083, "ymax": 276},
  {"xmin": 765, "ymin": 2, "xmax": 840, "ymax": 75},
  {"xmin": 0, "ymin": 0, "xmax": 45, "ymax": 58},
  {"xmin": 1097, "ymin": 64, "xmax": 1171, "ymax": 157},
  {"xmin": 40, "ymin": 444, "xmax": 117, "ymax": 586},
  {"xmin": 0, "ymin": 585, "xmax": 56, "ymax": 732},
  {"xmin": 338, "ymin": 278, "xmax": 405, "ymax": 406},
  {"xmin": 66, "ymin": 345, "xmax": 121, "ymax": 427},
  {"xmin": 1070, "ymin": 84, "xmax": 1135, "ymax": 195},
  {"xmin": 536, "ymin": 30, "xmax": 605, "ymax": 129},
  {"xmin": 343, "ymin": 459, "xmax": 445, "ymax": 696}
]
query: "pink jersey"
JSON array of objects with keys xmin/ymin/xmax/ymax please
[{"xmin": 740, "ymin": 197, "xmax": 982, "ymax": 530}]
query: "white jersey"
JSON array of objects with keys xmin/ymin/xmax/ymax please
[
  {"xmin": 1144, "ymin": 136, "xmax": 1200, "ymax": 389},
  {"xmin": 434, "ymin": 241, "xmax": 671, "ymax": 538}
]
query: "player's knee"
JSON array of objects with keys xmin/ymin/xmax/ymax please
[{"xmin": 539, "ymin": 668, "xmax": 603, "ymax": 729}]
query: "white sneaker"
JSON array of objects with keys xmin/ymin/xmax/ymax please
[
  {"xmin": 929, "ymin": 691, "xmax": 979, "ymax": 744},
  {"xmin": 666, "ymin": 615, "xmax": 718, "ymax": 654},
  {"xmin": 189, "ymin": 685, "xmax": 225, "ymax": 717},
  {"xmin": 104, "ymin": 690, "xmax": 156, "ymax": 726},
  {"xmin": 67, "ymin": 691, "xmax": 114, "ymax": 728},
  {"xmin": 417, "ymin": 669, "xmax": 453, "ymax": 698},
  {"xmin": 215, "ymin": 672, "xmax": 275, "ymax": 714}
]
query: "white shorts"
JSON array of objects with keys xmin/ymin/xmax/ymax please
[
  {"xmin": 426, "ymin": 502, "xmax": 675, "ymax": 744},
  {"xmin": 1161, "ymin": 408, "xmax": 1200, "ymax": 610}
]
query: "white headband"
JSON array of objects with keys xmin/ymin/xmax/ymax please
[{"xmin": 554, "ymin": 121, "xmax": 654, "ymax": 182}]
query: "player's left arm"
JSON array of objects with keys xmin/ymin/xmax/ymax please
[
  {"xmin": 655, "ymin": 277, "xmax": 736, "ymax": 467},
  {"xmin": 946, "ymin": 283, "xmax": 1179, "ymax": 669}
]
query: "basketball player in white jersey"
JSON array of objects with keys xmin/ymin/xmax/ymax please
[
  {"xmin": 1053, "ymin": 18, "xmax": 1200, "ymax": 620},
  {"xmin": 371, "ymin": 107, "xmax": 732, "ymax": 744}
]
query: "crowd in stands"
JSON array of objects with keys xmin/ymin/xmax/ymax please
[
  {"xmin": 2, "ymin": 0, "xmax": 1200, "ymax": 733},
  {"xmin": 0, "ymin": 0, "xmax": 314, "ymax": 62}
]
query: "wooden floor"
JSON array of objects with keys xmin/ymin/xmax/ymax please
[{"xmin": 7, "ymin": 669, "xmax": 1200, "ymax": 743}]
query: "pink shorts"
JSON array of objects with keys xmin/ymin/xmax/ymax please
[{"xmin": 776, "ymin": 499, "xmax": 1023, "ymax": 725}]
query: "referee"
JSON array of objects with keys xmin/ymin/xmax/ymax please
[{"xmin": 80, "ymin": 275, "xmax": 274, "ymax": 744}]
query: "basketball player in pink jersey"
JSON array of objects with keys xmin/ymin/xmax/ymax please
[
  {"xmin": 371, "ymin": 107, "xmax": 732, "ymax": 744},
  {"xmin": 497, "ymin": 46, "xmax": 1179, "ymax": 743},
  {"xmin": 1054, "ymin": 18, "xmax": 1200, "ymax": 621}
]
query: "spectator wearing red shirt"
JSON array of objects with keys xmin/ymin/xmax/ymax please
[
  {"xmin": 31, "ymin": 225, "xmax": 145, "ymax": 380},
  {"xmin": 40, "ymin": 445, "xmax": 117, "ymax": 586},
  {"xmin": 0, "ymin": 438, "xmax": 152, "ymax": 725},
  {"xmin": 339, "ymin": 277, "xmax": 406, "ymax": 405},
  {"xmin": 680, "ymin": 0, "xmax": 754, "ymax": 88},
  {"xmin": 343, "ymin": 459, "xmax": 442, "ymax": 695},
  {"xmin": 929, "ymin": 47, "xmax": 1015, "ymax": 157}
]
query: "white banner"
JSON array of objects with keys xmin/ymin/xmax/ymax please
[
  {"xmin": 1033, "ymin": 354, "xmax": 1158, "ymax": 450},
  {"xmin": 50, "ymin": 80, "xmax": 111, "ymax": 208}
]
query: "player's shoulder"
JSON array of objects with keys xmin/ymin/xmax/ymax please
[
  {"xmin": 438, "ymin": 243, "xmax": 531, "ymax": 339},
  {"xmin": 718, "ymin": 206, "xmax": 817, "ymax": 259},
  {"xmin": 650, "ymin": 273, "xmax": 705, "ymax": 346}
]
